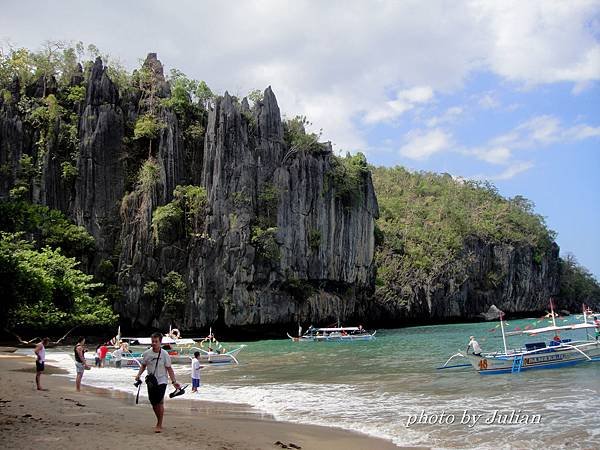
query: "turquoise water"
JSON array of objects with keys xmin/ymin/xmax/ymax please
[{"xmin": 45, "ymin": 317, "xmax": 600, "ymax": 449}]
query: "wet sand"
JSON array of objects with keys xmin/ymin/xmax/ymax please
[{"xmin": 0, "ymin": 355, "xmax": 404, "ymax": 449}]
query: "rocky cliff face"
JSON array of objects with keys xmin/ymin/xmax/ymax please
[
  {"xmin": 0, "ymin": 52, "xmax": 567, "ymax": 332},
  {"xmin": 371, "ymin": 236, "xmax": 561, "ymax": 324},
  {"xmin": 116, "ymin": 72, "xmax": 378, "ymax": 330}
]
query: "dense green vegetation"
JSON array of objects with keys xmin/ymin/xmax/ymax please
[
  {"xmin": 283, "ymin": 115, "xmax": 325, "ymax": 153},
  {"xmin": 371, "ymin": 166, "xmax": 558, "ymax": 287},
  {"xmin": 151, "ymin": 185, "xmax": 208, "ymax": 242},
  {"xmin": 0, "ymin": 202, "xmax": 117, "ymax": 330},
  {"xmin": 328, "ymin": 152, "xmax": 370, "ymax": 206},
  {"xmin": 559, "ymin": 255, "xmax": 600, "ymax": 307}
]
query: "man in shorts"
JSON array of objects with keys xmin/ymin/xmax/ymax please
[
  {"xmin": 134, "ymin": 332, "xmax": 181, "ymax": 433},
  {"xmin": 34, "ymin": 337, "xmax": 50, "ymax": 391}
]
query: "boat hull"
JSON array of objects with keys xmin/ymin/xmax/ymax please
[
  {"xmin": 465, "ymin": 342, "xmax": 600, "ymax": 375},
  {"xmin": 288, "ymin": 333, "xmax": 375, "ymax": 342}
]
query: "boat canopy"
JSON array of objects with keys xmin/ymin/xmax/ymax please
[
  {"xmin": 506, "ymin": 322, "xmax": 598, "ymax": 336},
  {"xmin": 311, "ymin": 327, "xmax": 361, "ymax": 332},
  {"xmin": 123, "ymin": 337, "xmax": 197, "ymax": 345}
]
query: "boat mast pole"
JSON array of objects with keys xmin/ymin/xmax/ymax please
[
  {"xmin": 583, "ymin": 303, "xmax": 590, "ymax": 340},
  {"xmin": 500, "ymin": 312, "xmax": 508, "ymax": 354},
  {"xmin": 550, "ymin": 298, "xmax": 557, "ymax": 328}
]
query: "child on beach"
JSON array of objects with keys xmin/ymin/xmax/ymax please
[{"xmin": 191, "ymin": 351, "xmax": 202, "ymax": 393}]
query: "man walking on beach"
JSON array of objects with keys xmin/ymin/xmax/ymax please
[
  {"xmin": 34, "ymin": 337, "xmax": 49, "ymax": 391},
  {"xmin": 135, "ymin": 332, "xmax": 181, "ymax": 433}
]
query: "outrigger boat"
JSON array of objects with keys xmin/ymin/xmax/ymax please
[
  {"xmin": 287, "ymin": 325, "xmax": 376, "ymax": 342},
  {"xmin": 439, "ymin": 302, "xmax": 600, "ymax": 375},
  {"xmin": 98, "ymin": 327, "xmax": 245, "ymax": 365}
]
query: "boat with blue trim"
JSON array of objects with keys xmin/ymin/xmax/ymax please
[{"xmin": 440, "ymin": 302, "xmax": 600, "ymax": 375}]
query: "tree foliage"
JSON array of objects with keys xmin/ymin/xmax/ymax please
[
  {"xmin": 151, "ymin": 185, "xmax": 208, "ymax": 243},
  {"xmin": 559, "ymin": 255, "xmax": 600, "ymax": 308},
  {"xmin": 283, "ymin": 115, "xmax": 324, "ymax": 153},
  {"xmin": 372, "ymin": 167, "xmax": 558, "ymax": 289},
  {"xmin": 328, "ymin": 152, "xmax": 369, "ymax": 206},
  {"xmin": 0, "ymin": 232, "xmax": 117, "ymax": 330}
]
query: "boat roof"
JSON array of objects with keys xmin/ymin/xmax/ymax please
[
  {"xmin": 506, "ymin": 322, "xmax": 598, "ymax": 336},
  {"xmin": 311, "ymin": 327, "xmax": 361, "ymax": 332},
  {"xmin": 122, "ymin": 337, "xmax": 196, "ymax": 345}
]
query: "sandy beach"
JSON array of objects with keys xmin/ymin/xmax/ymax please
[{"xmin": 0, "ymin": 354, "xmax": 402, "ymax": 450}]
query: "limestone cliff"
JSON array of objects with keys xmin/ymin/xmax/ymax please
[{"xmin": 0, "ymin": 52, "xmax": 575, "ymax": 332}]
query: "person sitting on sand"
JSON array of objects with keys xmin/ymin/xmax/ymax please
[
  {"xmin": 74, "ymin": 337, "xmax": 90, "ymax": 391},
  {"xmin": 466, "ymin": 336, "xmax": 482, "ymax": 356},
  {"xmin": 134, "ymin": 332, "xmax": 181, "ymax": 433},
  {"xmin": 34, "ymin": 337, "xmax": 50, "ymax": 391},
  {"xmin": 191, "ymin": 351, "xmax": 203, "ymax": 393}
]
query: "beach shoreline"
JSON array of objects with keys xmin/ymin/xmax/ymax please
[{"xmin": 0, "ymin": 354, "xmax": 406, "ymax": 450}]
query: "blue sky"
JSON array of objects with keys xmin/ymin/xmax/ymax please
[{"xmin": 1, "ymin": 0, "xmax": 599, "ymax": 276}]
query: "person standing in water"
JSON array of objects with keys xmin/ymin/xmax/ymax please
[
  {"xmin": 466, "ymin": 336, "xmax": 482, "ymax": 356},
  {"xmin": 594, "ymin": 316, "xmax": 600, "ymax": 341},
  {"xmin": 74, "ymin": 337, "xmax": 90, "ymax": 391},
  {"xmin": 191, "ymin": 351, "xmax": 202, "ymax": 393},
  {"xmin": 134, "ymin": 332, "xmax": 181, "ymax": 433},
  {"xmin": 34, "ymin": 337, "xmax": 50, "ymax": 391}
]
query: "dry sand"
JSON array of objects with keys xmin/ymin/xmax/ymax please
[{"xmin": 0, "ymin": 354, "xmax": 404, "ymax": 450}]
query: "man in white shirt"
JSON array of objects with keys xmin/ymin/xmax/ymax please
[
  {"xmin": 467, "ymin": 336, "xmax": 482, "ymax": 356},
  {"xmin": 135, "ymin": 332, "xmax": 181, "ymax": 433}
]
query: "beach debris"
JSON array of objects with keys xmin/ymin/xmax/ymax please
[
  {"xmin": 273, "ymin": 442, "xmax": 301, "ymax": 449},
  {"xmin": 64, "ymin": 398, "xmax": 86, "ymax": 407}
]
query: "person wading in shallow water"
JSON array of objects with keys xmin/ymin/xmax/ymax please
[
  {"xmin": 74, "ymin": 336, "xmax": 90, "ymax": 391},
  {"xmin": 34, "ymin": 337, "xmax": 50, "ymax": 391},
  {"xmin": 135, "ymin": 332, "xmax": 181, "ymax": 433}
]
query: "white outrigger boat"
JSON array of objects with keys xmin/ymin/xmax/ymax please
[
  {"xmin": 440, "ymin": 303, "xmax": 600, "ymax": 375},
  {"xmin": 90, "ymin": 327, "xmax": 245, "ymax": 366},
  {"xmin": 287, "ymin": 325, "xmax": 376, "ymax": 342}
]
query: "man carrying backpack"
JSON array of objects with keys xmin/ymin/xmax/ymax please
[{"xmin": 134, "ymin": 332, "xmax": 181, "ymax": 433}]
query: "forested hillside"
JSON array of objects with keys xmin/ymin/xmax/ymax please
[{"xmin": 369, "ymin": 167, "xmax": 599, "ymax": 323}]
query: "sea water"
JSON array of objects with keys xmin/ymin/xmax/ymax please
[{"xmin": 35, "ymin": 317, "xmax": 600, "ymax": 449}]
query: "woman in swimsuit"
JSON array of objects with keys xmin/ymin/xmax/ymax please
[{"xmin": 74, "ymin": 337, "xmax": 90, "ymax": 391}]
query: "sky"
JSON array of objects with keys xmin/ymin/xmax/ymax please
[{"xmin": 1, "ymin": 0, "xmax": 599, "ymax": 277}]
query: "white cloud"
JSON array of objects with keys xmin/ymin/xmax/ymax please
[
  {"xmin": 488, "ymin": 161, "xmax": 535, "ymax": 181},
  {"xmin": 478, "ymin": 93, "xmax": 501, "ymax": 109},
  {"xmin": 399, "ymin": 128, "xmax": 451, "ymax": 160},
  {"xmin": 363, "ymin": 86, "xmax": 434, "ymax": 124},
  {"xmin": 565, "ymin": 124, "xmax": 600, "ymax": 140},
  {"xmin": 425, "ymin": 106, "xmax": 464, "ymax": 127},
  {"xmin": 472, "ymin": 146, "xmax": 512, "ymax": 165},
  {"xmin": 0, "ymin": 1, "xmax": 597, "ymax": 153}
]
